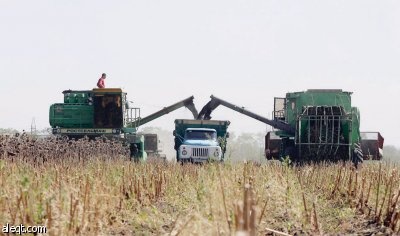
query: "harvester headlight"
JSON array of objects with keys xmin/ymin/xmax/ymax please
[{"xmin": 112, "ymin": 129, "xmax": 116, "ymax": 134}]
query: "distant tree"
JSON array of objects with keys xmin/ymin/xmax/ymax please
[
  {"xmin": 37, "ymin": 127, "xmax": 52, "ymax": 135},
  {"xmin": 226, "ymin": 132, "xmax": 265, "ymax": 162},
  {"xmin": 0, "ymin": 128, "xmax": 19, "ymax": 134},
  {"xmin": 383, "ymin": 145, "xmax": 400, "ymax": 161},
  {"xmin": 225, "ymin": 132, "xmax": 237, "ymax": 160}
]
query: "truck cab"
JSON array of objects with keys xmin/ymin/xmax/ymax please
[
  {"xmin": 174, "ymin": 119, "xmax": 229, "ymax": 163},
  {"xmin": 177, "ymin": 128, "xmax": 222, "ymax": 162}
]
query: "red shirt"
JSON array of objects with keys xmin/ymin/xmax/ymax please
[{"xmin": 97, "ymin": 78, "xmax": 105, "ymax": 88}]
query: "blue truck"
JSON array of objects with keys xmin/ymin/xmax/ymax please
[{"xmin": 173, "ymin": 119, "xmax": 230, "ymax": 163}]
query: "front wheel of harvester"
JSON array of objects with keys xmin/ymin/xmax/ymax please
[
  {"xmin": 131, "ymin": 157, "xmax": 140, "ymax": 163},
  {"xmin": 283, "ymin": 146, "xmax": 295, "ymax": 162},
  {"xmin": 352, "ymin": 142, "xmax": 363, "ymax": 168}
]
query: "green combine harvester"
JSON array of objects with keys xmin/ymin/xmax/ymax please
[
  {"xmin": 49, "ymin": 88, "xmax": 198, "ymax": 160},
  {"xmin": 198, "ymin": 89, "xmax": 383, "ymax": 164}
]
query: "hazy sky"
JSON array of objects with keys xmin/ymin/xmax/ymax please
[{"xmin": 1, "ymin": 1, "xmax": 399, "ymax": 147}]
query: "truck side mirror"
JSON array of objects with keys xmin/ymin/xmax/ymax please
[
  {"xmin": 173, "ymin": 130, "xmax": 176, "ymax": 136},
  {"xmin": 226, "ymin": 132, "xmax": 230, "ymax": 138}
]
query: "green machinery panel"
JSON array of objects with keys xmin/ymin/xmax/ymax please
[
  {"xmin": 49, "ymin": 89, "xmax": 125, "ymax": 129},
  {"xmin": 275, "ymin": 89, "xmax": 361, "ymax": 162},
  {"xmin": 49, "ymin": 103, "xmax": 94, "ymax": 128},
  {"xmin": 49, "ymin": 90, "xmax": 94, "ymax": 128},
  {"xmin": 284, "ymin": 89, "xmax": 352, "ymax": 127}
]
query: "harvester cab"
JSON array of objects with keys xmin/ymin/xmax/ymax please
[
  {"xmin": 93, "ymin": 89, "xmax": 123, "ymax": 129},
  {"xmin": 273, "ymin": 97, "xmax": 286, "ymax": 122}
]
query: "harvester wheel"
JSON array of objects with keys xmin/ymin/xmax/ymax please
[
  {"xmin": 352, "ymin": 142, "xmax": 363, "ymax": 167},
  {"xmin": 283, "ymin": 146, "xmax": 295, "ymax": 160},
  {"xmin": 265, "ymin": 149, "xmax": 272, "ymax": 160}
]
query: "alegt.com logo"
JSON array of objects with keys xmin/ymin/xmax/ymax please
[{"xmin": 2, "ymin": 224, "xmax": 47, "ymax": 235}]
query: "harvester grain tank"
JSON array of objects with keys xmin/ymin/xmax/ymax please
[
  {"xmin": 199, "ymin": 90, "xmax": 383, "ymax": 163},
  {"xmin": 173, "ymin": 119, "xmax": 230, "ymax": 163},
  {"xmin": 49, "ymin": 88, "xmax": 198, "ymax": 160}
]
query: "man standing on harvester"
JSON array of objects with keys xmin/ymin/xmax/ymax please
[{"xmin": 97, "ymin": 73, "xmax": 106, "ymax": 88}]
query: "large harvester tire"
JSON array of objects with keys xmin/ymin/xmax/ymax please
[{"xmin": 353, "ymin": 142, "xmax": 364, "ymax": 167}]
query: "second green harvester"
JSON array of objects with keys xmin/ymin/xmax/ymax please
[{"xmin": 198, "ymin": 89, "xmax": 383, "ymax": 163}]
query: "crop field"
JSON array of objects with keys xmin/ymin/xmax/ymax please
[{"xmin": 0, "ymin": 136, "xmax": 398, "ymax": 235}]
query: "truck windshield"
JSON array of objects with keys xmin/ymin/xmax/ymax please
[{"xmin": 185, "ymin": 130, "xmax": 217, "ymax": 140}]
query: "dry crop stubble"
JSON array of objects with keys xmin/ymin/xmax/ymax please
[{"xmin": 0, "ymin": 136, "xmax": 398, "ymax": 235}]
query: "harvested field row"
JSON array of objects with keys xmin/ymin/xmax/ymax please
[
  {"xmin": 0, "ymin": 135, "xmax": 129, "ymax": 163},
  {"xmin": 0, "ymin": 154, "xmax": 397, "ymax": 235}
]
